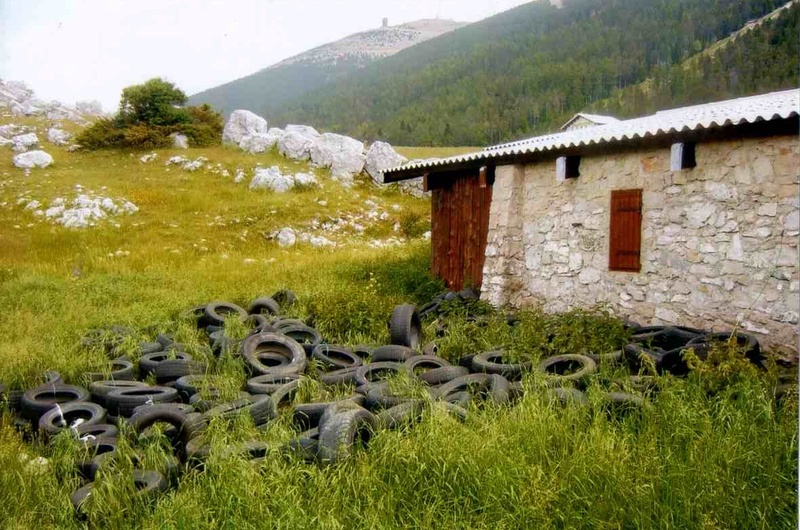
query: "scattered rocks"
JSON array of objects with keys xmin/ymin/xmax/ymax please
[
  {"xmin": 223, "ymin": 110, "xmax": 268, "ymax": 144},
  {"xmin": 47, "ymin": 128, "xmax": 71, "ymax": 146},
  {"xmin": 11, "ymin": 132, "xmax": 39, "ymax": 152},
  {"xmin": 13, "ymin": 150, "xmax": 53, "ymax": 169},
  {"xmin": 249, "ymin": 166, "xmax": 318, "ymax": 192},
  {"xmin": 140, "ymin": 153, "xmax": 158, "ymax": 163},
  {"xmin": 0, "ymin": 79, "xmax": 103, "ymax": 121},
  {"xmin": 19, "ymin": 190, "xmax": 138, "ymax": 228},
  {"xmin": 166, "ymin": 155, "xmax": 207, "ymax": 171}
]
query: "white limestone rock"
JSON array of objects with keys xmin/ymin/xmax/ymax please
[
  {"xmin": 278, "ymin": 125, "xmax": 320, "ymax": 161},
  {"xmin": 76, "ymin": 100, "xmax": 104, "ymax": 116},
  {"xmin": 13, "ymin": 150, "xmax": 53, "ymax": 169},
  {"xmin": 276, "ymin": 227, "xmax": 297, "ymax": 247},
  {"xmin": 11, "ymin": 132, "xmax": 39, "ymax": 152},
  {"xmin": 250, "ymin": 166, "xmax": 294, "ymax": 192},
  {"xmin": 47, "ymin": 128, "xmax": 71, "ymax": 146},
  {"xmin": 310, "ymin": 133, "xmax": 366, "ymax": 184},
  {"xmin": 294, "ymin": 172, "xmax": 318, "ymax": 187},
  {"xmin": 365, "ymin": 141, "xmax": 407, "ymax": 184},
  {"xmin": 238, "ymin": 128, "xmax": 284, "ymax": 154},
  {"xmin": 140, "ymin": 153, "xmax": 157, "ymax": 163},
  {"xmin": 171, "ymin": 133, "xmax": 189, "ymax": 149},
  {"xmin": 222, "ymin": 110, "xmax": 268, "ymax": 144},
  {"xmin": 309, "ymin": 235, "xmax": 336, "ymax": 248}
]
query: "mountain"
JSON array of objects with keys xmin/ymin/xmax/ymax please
[
  {"xmin": 270, "ymin": 0, "xmax": 798, "ymax": 146},
  {"xmin": 187, "ymin": 19, "xmax": 466, "ymax": 119}
]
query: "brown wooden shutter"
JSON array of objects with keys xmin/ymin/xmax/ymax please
[{"xmin": 609, "ymin": 189, "xmax": 643, "ymax": 272}]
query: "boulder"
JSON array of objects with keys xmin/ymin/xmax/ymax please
[
  {"xmin": 238, "ymin": 128, "xmax": 284, "ymax": 154},
  {"xmin": 47, "ymin": 128, "xmax": 71, "ymax": 145},
  {"xmin": 310, "ymin": 133, "xmax": 366, "ymax": 185},
  {"xmin": 76, "ymin": 100, "xmax": 104, "ymax": 116},
  {"xmin": 0, "ymin": 137, "xmax": 12, "ymax": 147},
  {"xmin": 140, "ymin": 153, "xmax": 157, "ymax": 163},
  {"xmin": 11, "ymin": 132, "xmax": 39, "ymax": 152},
  {"xmin": 294, "ymin": 172, "xmax": 318, "ymax": 187},
  {"xmin": 13, "ymin": 150, "xmax": 53, "ymax": 169},
  {"xmin": 250, "ymin": 166, "xmax": 294, "ymax": 192},
  {"xmin": 223, "ymin": 110, "xmax": 268, "ymax": 144},
  {"xmin": 277, "ymin": 125, "xmax": 320, "ymax": 161},
  {"xmin": 171, "ymin": 133, "xmax": 189, "ymax": 149},
  {"xmin": 365, "ymin": 141, "xmax": 407, "ymax": 184},
  {"xmin": 276, "ymin": 227, "xmax": 297, "ymax": 247}
]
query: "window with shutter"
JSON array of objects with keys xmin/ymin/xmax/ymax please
[{"xmin": 609, "ymin": 189, "xmax": 643, "ymax": 272}]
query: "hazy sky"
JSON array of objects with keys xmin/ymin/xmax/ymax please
[{"xmin": 0, "ymin": 0, "xmax": 532, "ymax": 112}]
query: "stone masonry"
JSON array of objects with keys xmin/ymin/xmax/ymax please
[{"xmin": 481, "ymin": 135, "xmax": 799, "ymax": 351}]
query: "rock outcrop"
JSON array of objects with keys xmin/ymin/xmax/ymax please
[
  {"xmin": 13, "ymin": 150, "xmax": 53, "ymax": 169},
  {"xmin": 222, "ymin": 110, "xmax": 268, "ymax": 144},
  {"xmin": 310, "ymin": 133, "xmax": 366, "ymax": 186},
  {"xmin": 278, "ymin": 125, "xmax": 321, "ymax": 161}
]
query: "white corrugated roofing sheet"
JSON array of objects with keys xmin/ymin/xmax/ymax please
[{"xmin": 383, "ymin": 89, "xmax": 799, "ymax": 178}]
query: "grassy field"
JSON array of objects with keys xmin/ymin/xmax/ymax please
[{"xmin": 0, "ymin": 118, "xmax": 797, "ymax": 529}]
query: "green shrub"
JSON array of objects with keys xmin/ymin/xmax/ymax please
[{"xmin": 398, "ymin": 211, "xmax": 429, "ymax": 239}]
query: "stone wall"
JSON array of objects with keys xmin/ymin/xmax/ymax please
[{"xmin": 481, "ymin": 135, "xmax": 799, "ymax": 351}]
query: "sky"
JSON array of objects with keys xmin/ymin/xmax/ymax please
[{"xmin": 0, "ymin": 0, "xmax": 532, "ymax": 112}]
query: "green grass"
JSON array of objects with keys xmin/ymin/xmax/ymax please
[{"xmin": 0, "ymin": 117, "xmax": 796, "ymax": 529}]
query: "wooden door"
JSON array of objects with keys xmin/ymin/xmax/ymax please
[{"xmin": 430, "ymin": 169, "xmax": 493, "ymax": 290}]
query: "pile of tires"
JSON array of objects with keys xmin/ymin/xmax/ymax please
[{"xmin": 0, "ymin": 290, "xmax": 771, "ymax": 517}]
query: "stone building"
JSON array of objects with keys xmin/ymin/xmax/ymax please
[{"xmin": 382, "ymin": 89, "xmax": 799, "ymax": 350}]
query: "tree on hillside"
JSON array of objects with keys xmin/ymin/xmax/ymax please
[
  {"xmin": 77, "ymin": 78, "xmax": 223, "ymax": 150},
  {"xmin": 117, "ymin": 78, "xmax": 190, "ymax": 127}
]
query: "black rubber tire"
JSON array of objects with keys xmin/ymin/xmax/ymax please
[
  {"xmin": 405, "ymin": 355, "xmax": 451, "ymax": 375},
  {"xmin": 434, "ymin": 373, "xmax": 510, "ymax": 405},
  {"xmin": 509, "ymin": 381, "xmax": 525, "ymax": 403},
  {"xmin": 246, "ymin": 314, "xmax": 276, "ymax": 334},
  {"xmin": 153, "ymin": 360, "xmax": 207, "ymax": 384},
  {"xmin": 21, "ymin": 384, "xmax": 91, "ymax": 422},
  {"xmin": 538, "ymin": 355, "xmax": 597, "ymax": 386},
  {"xmin": 156, "ymin": 333, "xmax": 176, "ymax": 347},
  {"xmin": 38, "ymin": 401, "xmax": 107, "ymax": 438},
  {"xmin": 364, "ymin": 382, "xmax": 414, "ymax": 412},
  {"xmin": 585, "ymin": 350, "xmax": 624, "ymax": 365},
  {"xmin": 44, "ymin": 370, "xmax": 64, "ymax": 385},
  {"xmin": 84, "ymin": 359, "xmax": 136, "ymax": 382},
  {"xmin": 312, "ymin": 344, "xmax": 363, "ymax": 371},
  {"xmin": 89, "ymin": 380, "xmax": 148, "ymax": 407},
  {"xmin": 443, "ymin": 390, "xmax": 472, "ymax": 408},
  {"xmin": 377, "ymin": 400, "xmax": 425, "ymax": 430},
  {"xmin": 627, "ymin": 375, "xmax": 658, "ymax": 393},
  {"xmin": 371, "ymin": 345, "xmax": 418, "ymax": 363},
  {"xmin": 418, "ymin": 301, "xmax": 441, "ymax": 319},
  {"xmin": 471, "ymin": 350, "xmax": 533, "ymax": 381},
  {"xmin": 353, "ymin": 362, "xmax": 407, "ymax": 387},
  {"xmin": 271, "ymin": 289, "xmax": 298, "ymax": 310},
  {"xmin": 317, "ymin": 400, "xmax": 365, "ymax": 431},
  {"xmin": 457, "ymin": 354, "xmax": 477, "ymax": 369},
  {"xmin": 71, "ymin": 482, "xmax": 95, "ymax": 515},
  {"xmin": 248, "ymin": 297, "xmax": 281, "ymax": 316},
  {"xmin": 270, "ymin": 379, "xmax": 301, "ymax": 408},
  {"xmin": 292, "ymin": 403, "xmax": 332, "ymax": 430},
  {"xmin": 389, "ymin": 304, "xmax": 422, "ymax": 350},
  {"xmin": 188, "ymin": 391, "xmax": 250, "ymax": 413},
  {"xmin": 282, "ymin": 433, "xmax": 319, "ymax": 463},
  {"xmin": 319, "ymin": 366, "xmax": 360, "ymax": 386},
  {"xmin": 352, "ymin": 345, "xmax": 373, "ymax": 360},
  {"xmin": 422, "ymin": 342, "xmax": 439, "ymax": 356},
  {"xmin": 127, "ymin": 406, "xmax": 202, "ymax": 452},
  {"xmin": 246, "ymin": 374, "xmax": 301, "ymax": 395},
  {"xmin": 105, "ymin": 386, "xmax": 179, "ymax": 418},
  {"xmin": 600, "ymin": 391, "xmax": 645, "ymax": 415},
  {"xmin": 241, "ymin": 332, "xmax": 307, "ymax": 376},
  {"xmin": 686, "ymin": 331, "xmax": 762, "ymax": 364},
  {"xmin": 272, "ymin": 318, "xmax": 306, "ymax": 330},
  {"xmin": 173, "ymin": 375, "xmax": 210, "ymax": 401},
  {"xmin": 318, "ymin": 408, "xmax": 377, "ymax": 463},
  {"xmin": 132, "ymin": 469, "xmax": 169, "ymax": 499},
  {"xmin": 545, "ymin": 387, "xmax": 589, "ymax": 406},
  {"xmin": 75, "ymin": 422, "xmax": 119, "ymax": 441},
  {"xmin": 1, "ymin": 387, "xmax": 23, "ymax": 412},
  {"xmin": 138, "ymin": 351, "xmax": 194, "ymax": 379},
  {"xmin": 278, "ymin": 325, "xmax": 322, "ymax": 352},
  {"xmin": 132, "ymin": 402, "xmax": 195, "ymax": 417},
  {"xmin": 437, "ymin": 402, "xmax": 468, "ymax": 422},
  {"xmin": 418, "ymin": 365, "xmax": 469, "ymax": 386},
  {"xmin": 203, "ymin": 394, "xmax": 276, "ymax": 426},
  {"xmin": 198, "ymin": 301, "xmax": 248, "ymax": 328}
]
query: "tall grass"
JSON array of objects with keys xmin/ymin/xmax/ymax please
[{"xmin": 0, "ymin": 128, "xmax": 796, "ymax": 528}]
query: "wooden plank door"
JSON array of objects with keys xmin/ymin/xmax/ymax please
[{"xmin": 430, "ymin": 169, "xmax": 493, "ymax": 290}]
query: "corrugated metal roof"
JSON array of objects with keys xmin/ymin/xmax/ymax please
[{"xmin": 383, "ymin": 89, "xmax": 799, "ymax": 178}]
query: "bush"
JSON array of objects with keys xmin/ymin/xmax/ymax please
[{"xmin": 76, "ymin": 79, "xmax": 224, "ymax": 150}]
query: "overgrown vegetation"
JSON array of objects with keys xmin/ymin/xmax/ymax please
[
  {"xmin": 77, "ymin": 78, "xmax": 223, "ymax": 150},
  {"xmin": 0, "ymin": 120, "xmax": 796, "ymax": 527},
  {"xmin": 272, "ymin": 0, "xmax": 796, "ymax": 145}
]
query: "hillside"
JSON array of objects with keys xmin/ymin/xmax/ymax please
[
  {"xmin": 187, "ymin": 19, "xmax": 466, "ymax": 119},
  {"xmin": 590, "ymin": 0, "xmax": 799, "ymax": 119},
  {"xmin": 272, "ymin": 0, "xmax": 798, "ymax": 146}
]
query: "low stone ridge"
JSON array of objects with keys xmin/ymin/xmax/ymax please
[
  {"xmin": 13, "ymin": 150, "xmax": 53, "ymax": 169},
  {"xmin": 18, "ymin": 188, "xmax": 139, "ymax": 228},
  {"xmin": 249, "ymin": 166, "xmax": 318, "ymax": 192},
  {"xmin": 0, "ymin": 79, "xmax": 104, "ymax": 122}
]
